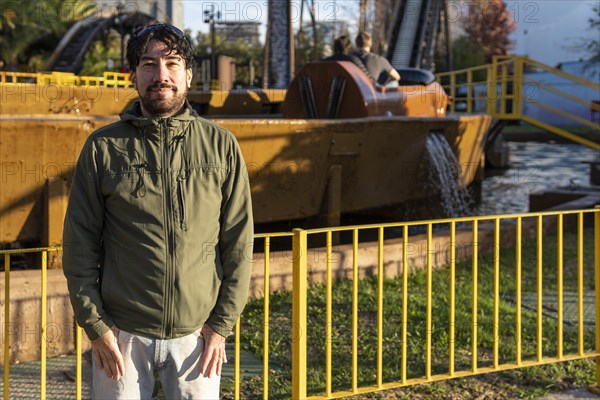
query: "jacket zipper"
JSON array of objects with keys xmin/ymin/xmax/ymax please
[{"xmin": 161, "ymin": 119, "xmax": 174, "ymax": 338}]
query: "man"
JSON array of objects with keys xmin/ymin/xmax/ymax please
[
  {"xmin": 63, "ymin": 23, "xmax": 253, "ymax": 399},
  {"xmin": 353, "ymin": 31, "xmax": 401, "ymax": 87}
]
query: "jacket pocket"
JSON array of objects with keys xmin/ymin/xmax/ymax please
[{"xmin": 177, "ymin": 175, "xmax": 187, "ymax": 231}]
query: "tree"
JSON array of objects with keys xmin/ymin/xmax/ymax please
[
  {"xmin": 1, "ymin": 1, "xmax": 41, "ymax": 68},
  {"xmin": 195, "ymin": 31, "xmax": 264, "ymax": 87},
  {"xmin": 437, "ymin": 36, "xmax": 486, "ymax": 71},
  {"xmin": 581, "ymin": 3, "xmax": 600, "ymax": 71},
  {"xmin": 296, "ymin": 21, "xmax": 335, "ymax": 67},
  {"xmin": 0, "ymin": 0, "xmax": 96, "ymax": 70},
  {"xmin": 80, "ymin": 32, "xmax": 123, "ymax": 76},
  {"xmin": 462, "ymin": 0, "xmax": 516, "ymax": 63}
]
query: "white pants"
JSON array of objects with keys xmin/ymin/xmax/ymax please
[{"xmin": 92, "ymin": 329, "xmax": 221, "ymax": 400}]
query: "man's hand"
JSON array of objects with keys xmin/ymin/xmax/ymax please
[
  {"xmin": 92, "ymin": 326, "xmax": 125, "ymax": 381},
  {"xmin": 199, "ymin": 324, "xmax": 227, "ymax": 378}
]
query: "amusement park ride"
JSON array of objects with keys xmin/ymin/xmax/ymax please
[{"xmin": 0, "ymin": 1, "xmax": 494, "ymax": 248}]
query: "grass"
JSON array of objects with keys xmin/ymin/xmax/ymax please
[{"xmin": 222, "ymin": 224, "xmax": 598, "ymax": 399}]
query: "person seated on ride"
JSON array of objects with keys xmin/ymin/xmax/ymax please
[
  {"xmin": 352, "ymin": 31, "xmax": 401, "ymax": 88},
  {"xmin": 322, "ymin": 35, "xmax": 376, "ymax": 82}
]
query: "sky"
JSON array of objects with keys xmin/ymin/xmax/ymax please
[
  {"xmin": 504, "ymin": 0, "xmax": 598, "ymax": 66},
  {"xmin": 182, "ymin": 0, "xmax": 599, "ymax": 67}
]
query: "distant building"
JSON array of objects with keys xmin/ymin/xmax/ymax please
[
  {"xmin": 94, "ymin": 0, "xmax": 184, "ymax": 29},
  {"xmin": 215, "ymin": 21, "xmax": 261, "ymax": 47}
]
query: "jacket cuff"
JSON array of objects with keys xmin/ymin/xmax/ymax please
[
  {"xmin": 205, "ymin": 318, "xmax": 231, "ymax": 338},
  {"xmin": 84, "ymin": 318, "xmax": 113, "ymax": 341}
]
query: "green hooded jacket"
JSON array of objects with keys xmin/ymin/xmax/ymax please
[{"xmin": 63, "ymin": 102, "xmax": 253, "ymax": 341}]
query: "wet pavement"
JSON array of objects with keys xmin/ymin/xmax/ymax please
[{"xmin": 479, "ymin": 141, "xmax": 598, "ymax": 215}]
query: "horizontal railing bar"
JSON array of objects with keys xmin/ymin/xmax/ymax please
[
  {"xmin": 527, "ymin": 101, "xmax": 600, "ymax": 131},
  {"xmin": 1, "ymin": 209, "xmax": 597, "ymax": 255},
  {"xmin": 448, "ymin": 95, "xmax": 503, "ymax": 104},
  {"xmin": 441, "ymin": 81, "xmax": 490, "ymax": 89},
  {"xmin": 525, "ymin": 77, "xmax": 600, "ymax": 110},
  {"xmin": 0, "ymin": 246, "xmax": 62, "ymax": 255},
  {"xmin": 524, "ymin": 58, "xmax": 600, "ymax": 90},
  {"xmin": 253, "ymin": 232, "xmax": 295, "ymax": 239},
  {"xmin": 0, "ymin": 236, "xmax": 292, "ymax": 255},
  {"xmin": 306, "ymin": 353, "xmax": 600, "ymax": 399},
  {"xmin": 305, "ymin": 209, "xmax": 599, "ymax": 234},
  {"xmin": 521, "ymin": 116, "xmax": 600, "ymax": 151},
  {"xmin": 436, "ymin": 62, "xmax": 505, "ymax": 78}
]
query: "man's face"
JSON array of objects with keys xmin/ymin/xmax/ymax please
[{"xmin": 131, "ymin": 39, "xmax": 193, "ymax": 118}]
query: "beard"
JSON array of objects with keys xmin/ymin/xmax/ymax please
[{"xmin": 139, "ymin": 83, "xmax": 188, "ymax": 118}]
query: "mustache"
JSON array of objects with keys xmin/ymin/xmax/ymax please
[{"xmin": 147, "ymin": 83, "xmax": 178, "ymax": 93}]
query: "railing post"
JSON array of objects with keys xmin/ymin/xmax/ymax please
[
  {"xmin": 472, "ymin": 219, "xmax": 478, "ymax": 373},
  {"xmin": 595, "ymin": 206, "xmax": 600, "ymax": 388},
  {"xmin": 263, "ymin": 237, "xmax": 271, "ymax": 400},
  {"xmin": 466, "ymin": 70, "xmax": 473, "ymax": 113},
  {"xmin": 76, "ymin": 326, "xmax": 82, "ymax": 400},
  {"xmin": 450, "ymin": 74, "xmax": 456, "ymax": 113},
  {"xmin": 501, "ymin": 63, "xmax": 508, "ymax": 115},
  {"xmin": 234, "ymin": 318, "xmax": 241, "ymax": 400},
  {"xmin": 513, "ymin": 56, "xmax": 524, "ymax": 119},
  {"xmin": 41, "ymin": 250, "xmax": 47, "ymax": 400},
  {"xmin": 292, "ymin": 229, "xmax": 307, "ymax": 400},
  {"xmin": 487, "ymin": 59, "xmax": 497, "ymax": 116},
  {"xmin": 4, "ymin": 254, "xmax": 10, "ymax": 400}
]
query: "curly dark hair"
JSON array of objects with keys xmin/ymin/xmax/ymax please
[
  {"xmin": 126, "ymin": 23, "xmax": 195, "ymax": 70},
  {"xmin": 333, "ymin": 35, "xmax": 352, "ymax": 55}
]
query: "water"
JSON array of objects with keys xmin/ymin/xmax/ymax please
[
  {"xmin": 478, "ymin": 141, "xmax": 599, "ymax": 215},
  {"xmin": 426, "ymin": 132, "xmax": 473, "ymax": 217}
]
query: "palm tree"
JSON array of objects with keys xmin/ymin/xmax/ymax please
[{"xmin": 0, "ymin": 0, "xmax": 96, "ymax": 70}]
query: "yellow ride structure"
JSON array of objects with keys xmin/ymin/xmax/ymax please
[{"xmin": 1, "ymin": 60, "xmax": 492, "ymax": 248}]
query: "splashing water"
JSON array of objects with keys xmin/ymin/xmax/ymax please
[{"xmin": 425, "ymin": 132, "xmax": 473, "ymax": 217}]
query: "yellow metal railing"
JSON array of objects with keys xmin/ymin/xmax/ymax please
[
  {"xmin": 247, "ymin": 231, "xmax": 295, "ymax": 400},
  {"xmin": 0, "ymin": 231, "xmax": 294, "ymax": 399},
  {"xmin": 0, "ymin": 71, "xmax": 39, "ymax": 84},
  {"xmin": 436, "ymin": 56, "xmax": 600, "ymax": 151},
  {"xmin": 0, "ymin": 71, "xmax": 272, "ymax": 92},
  {"xmin": 1, "ymin": 246, "xmax": 77, "ymax": 400},
  {"xmin": 1, "ymin": 208, "xmax": 599, "ymax": 399},
  {"xmin": 0, "ymin": 71, "xmax": 218, "ymax": 91},
  {"xmin": 102, "ymin": 72, "xmax": 133, "ymax": 88},
  {"xmin": 291, "ymin": 208, "xmax": 600, "ymax": 398},
  {"xmin": 0, "ymin": 71, "xmax": 132, "ymax": 88}
]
